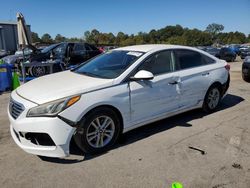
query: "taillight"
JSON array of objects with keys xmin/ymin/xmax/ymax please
[{"xmin": 225, "ymin": 63, "xmax": 230, "ymax": 71}]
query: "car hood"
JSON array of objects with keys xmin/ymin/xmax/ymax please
[{"xmin": 16, "ymin": 70, "xmax": 114, "ymax": 104}]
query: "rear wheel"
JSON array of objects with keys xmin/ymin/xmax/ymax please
[
  {"xmin": 242, "ymin": 74, "xmax": 250, "ymax": 82},
  {"xmin": 74, "ymin": 107, "xmax": 121, "ymax": 154},
  {"xmin": 203, "ymin": 85, "xmax": 221, "ymax": 112}
]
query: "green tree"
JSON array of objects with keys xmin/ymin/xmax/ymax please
[
  {"xmin": 66, "ymin": 37, "xmax": 84, "ymax": 43},
  {"xmin": 55, "ymin": 34, "xmax": 66, "ymax": 43},
  {"xmin": 41, "ymin": 33, "xmax": 53, "ymax": 44},
  {"xmin": 167, "ymin": 36, "xmax": 186, "ymax": 45},
  {"xmin": 91, "ymin": 29, "xmax": 100, "ymax": 45},
  {"xmin": 217, "ymin": 32, "xmax": 246, "ymax": 44},
  {"xmin": 31, "ymin": 32, "xmax": 40, "ymax": 43},
  {"xmin": 116, "ymin": 32, "xmax": 128, "ymax": 45},
  {"xmin": 84, "ymin": 31, "xmax": 91, "ymax": 43},
  {"xmin": 205, "ymin": 23, "xmax": 224, "ymax": 43},
  {"xmin": 120, "ymin": 36, "xmax": 135, "ymax": 46}
]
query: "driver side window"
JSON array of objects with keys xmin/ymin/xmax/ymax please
[{"xmin": 137, "ymin": 50, "xmax": 174, "ymax": 75}]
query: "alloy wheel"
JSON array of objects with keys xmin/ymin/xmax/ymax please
[
  {"xmin": 207, "ymin": 88, "xmax": 220, "ymax": 109},
  {"xmin": 86, "ymin": 116, "xmax": 115, "ymax": 148}
]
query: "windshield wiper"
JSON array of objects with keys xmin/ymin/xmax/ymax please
[{"xmin": 76, "ymin": 71, "xmax": 110, "ymax": 79}]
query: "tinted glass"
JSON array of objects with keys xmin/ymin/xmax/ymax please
[
  {"xmin": 74, "ymin": 44, "xmax": 85, "ymax": 52},
  {"xmin": 202, "ymin": 54, "xmax": 215, "ymax": 65},
  {"xmin": 175, "ymin": 50, "xmax": 204, "ymax": 70},
  {"xmin": 88, "ymin": 44, "xmax": 98, "ymax": 51},
  {"xmin": 74, "ymin": 50, "xmax": 143, "ymax": 79},
  {"xmin": 85, "ymin": 44, "xmax": 92, "ymax": 51},
  {"xmin": 138, "ymin": 51, "xmax": 173, "ymax": 75}
]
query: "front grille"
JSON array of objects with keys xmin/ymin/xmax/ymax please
[{"xmin": 9, "ymin": 98, "xmax": 25, "ymax": 119}]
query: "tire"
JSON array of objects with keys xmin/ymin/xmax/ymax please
[
  {"xmin": 73, "ymin": 107, "xmax": 121, "ymax": 154},
  {"xmin": 242, "ymin": 75, "xmax": 250, "ymax": 83},
  {"xmin": 202, "ymin": 85, "xmax": 222, "ymax": 113},
  {"xmin": 31, "ymin": 66, "xmax": 46, "ymax": 77}
]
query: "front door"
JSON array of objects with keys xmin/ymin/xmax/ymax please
[{"xmin": 129, "ymin": 50, "xmax": 180, "ymax": 125}]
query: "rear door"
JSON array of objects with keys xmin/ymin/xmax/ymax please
[
  {"xmin": 70, "ymin": 43, "xmax": 89, "ymax": 65},
  {"xmin": 129, "ymin": 50, "xmax": 181, "ymax": 124},
  {"xmin": 173, "ymin": 49, "xmax": 215, "ymax": 108}
]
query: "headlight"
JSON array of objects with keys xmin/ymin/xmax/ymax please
[{"xmin": 27, "ymin": 95, "xmax": 81, "ymax": 117}]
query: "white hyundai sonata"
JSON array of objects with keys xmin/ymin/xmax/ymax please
[{"xmin": 8, "ymin": 45, "xmax": 230, "ymax": 157}]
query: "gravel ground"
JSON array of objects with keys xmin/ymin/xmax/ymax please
[{"xmin": 0, "ymin": 57, "xmax": 250, "ymax": 188}]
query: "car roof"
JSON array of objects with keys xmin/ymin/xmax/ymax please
[{"xmin": 114, "ymin": 44, "xmax": 198, "ymax": 53}]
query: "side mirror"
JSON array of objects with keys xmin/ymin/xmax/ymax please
[{"xmin": 130, "ymin": 70, "xmax": 154, "ymax": 81}]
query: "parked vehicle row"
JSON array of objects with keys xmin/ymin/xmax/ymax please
[
  {"xmin": 203, "ymin": 47, "xmax": 236, "ymax": 62},
  {"xmin": 8, "ymin": 44, "xmax": 230, "ymax": 157}
]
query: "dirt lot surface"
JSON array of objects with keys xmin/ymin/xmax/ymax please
[{"xmin": 0, "ymin": 58, "xmax": 250, "ymax": 188}]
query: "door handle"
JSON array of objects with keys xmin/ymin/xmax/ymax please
[
  {"xmin": 168, "ymin": 81, "xmax": 179, "ymax": 85},
  {"xmin": 202, "ymin": 72, "xmax": 210, "ymax": 76}
]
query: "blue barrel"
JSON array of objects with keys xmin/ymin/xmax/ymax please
[{"xmin": 0, "ymin": 63, "xmax": 13, "ymax": 92}]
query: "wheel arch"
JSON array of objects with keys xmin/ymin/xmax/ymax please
[
  {"xmin": 71, "ymin": 104, "xmax": 124, "ymax": 154},
  {"xmin": 202, "ymin": 81, "xmax": 223, "ymax": 101},
  {"xmin": 208, "ymin": 81, "xmax": 223, "ymax": 93},
  {"xmin": 79, "ymin": 104, "xmax": 124, "ymax": 131}
]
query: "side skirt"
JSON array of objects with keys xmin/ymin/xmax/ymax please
[{"xmin": 123, "ymin": 103, "xmax": 202, "ymax": 133}]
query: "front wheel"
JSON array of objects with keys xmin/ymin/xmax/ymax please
[
  {"xmin": 74, "ymin": 108, "xmax": 121, "ymax": 154},
  {"xmin": 30, "ymin": 66, "xmax": 46, "ymax": 77},
  {"xmin": 203, "ymin": 86, "xmax": 221, "ymax": 112}
]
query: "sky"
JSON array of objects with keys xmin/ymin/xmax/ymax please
[{"xmin": 0, "ymin": 0, "xmax": 250, "ymax": 38}]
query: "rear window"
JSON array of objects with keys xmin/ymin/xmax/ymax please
[
  {"xmin": 201, "ymin": 54, "xmax": 215, "ymax": 65},
  {"xmin": 86, "ymin": 44, "xmax": 98, "ymax": 51},
  {"xmin": 174, "ymin": 49, "xmax": 214, "ymax": 70}
]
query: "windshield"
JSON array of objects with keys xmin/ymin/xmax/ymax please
[
  {"xmin": 41, "ymin": 43, "xmax": 61, "ymax": 53},
  {"xmin": 74, "ymin": 50, "xmax": 144, "ymax": 79}
]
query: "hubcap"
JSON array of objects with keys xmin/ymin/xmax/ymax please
[
  {"xmin": 86, "ymin": 116, "xmax": 115, "ymax": 148},
  {"xmin": 207, "ymin": 88, "xmax": 220, "ymax": 109}
]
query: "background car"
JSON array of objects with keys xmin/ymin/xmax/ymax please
[
  {"xmin": 240, "ymin": 47, "xmax": 250, "ymax": 59},
  {"xmin": 229, "ymin": 44, "xmax": 240, "ymax": 55},
  {"xmin": 29, "ymin": 42, "xmax": 101, "ymax": 66},
  {"xmin": 242, "ymin": 56, "xmax": 250, "ymax": 82},
  {"xmin": 204, "ymin": 47, "xmax": 220, "ymax": 57},
  {"xmin": 0, "ymin": 49, "xmax": 9, "ymax": 58},
  {"xmin": 216, "ymin": 47, "xmax": 236, "ymax": 62}
]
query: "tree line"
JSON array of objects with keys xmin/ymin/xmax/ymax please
[{"xmin": 31, "ymin": 23, "xmax": 250, "ymax": 47}]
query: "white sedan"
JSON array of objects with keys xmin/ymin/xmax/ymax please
[{"xmin": 8, "ymin": 45, "xmax": 230, "ymax": 157}]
